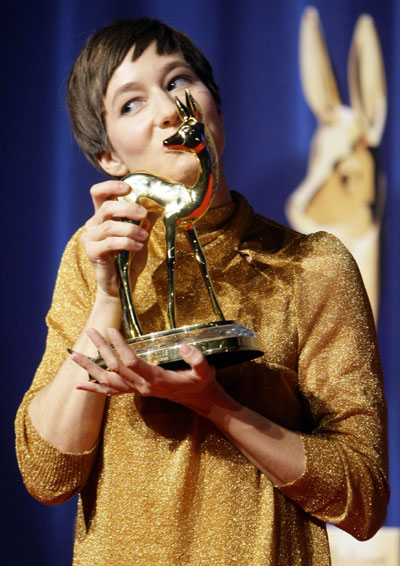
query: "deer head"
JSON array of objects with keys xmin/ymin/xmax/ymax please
[{"xmin": 163, "ymin": 90, "xmax": 205, "ymax": 152}]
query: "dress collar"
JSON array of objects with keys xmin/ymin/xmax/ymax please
[{"xmin": 148, "ymin": 191, "xmax": 255, "ymax": 269}]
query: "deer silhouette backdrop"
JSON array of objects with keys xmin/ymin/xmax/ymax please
[{"xmin": 286, "ymin": 7, "xmax": 387, "ymax": 319}]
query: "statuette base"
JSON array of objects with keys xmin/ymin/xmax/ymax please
[{"xmin": 93, "ymin": 321, "xmax": 263, "ymax": 370}]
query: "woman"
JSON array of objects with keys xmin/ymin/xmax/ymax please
[{"xmin": 15, "ymin": 18, "xmax": 389, "ymax": 565}]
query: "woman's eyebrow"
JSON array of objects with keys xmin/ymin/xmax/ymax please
[
  {"xmin": 110, "ymin": 59, "xmax": 193, "ymax": 108},
  {"xmin": 161, "ymin": 59, "xmax": 193, "ymax": 74},
  {"xmin": 111, "ymin": 81, "xmax": 141, "ymax": 108}
]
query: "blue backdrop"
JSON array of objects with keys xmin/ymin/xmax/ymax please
[{"xmin": 1, "ymin": 1, "xmax": 399, "ymax": 564}]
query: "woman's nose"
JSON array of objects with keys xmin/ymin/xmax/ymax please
[{"xmin": 154, "ymin": 90, "xmax": 180, "ymax": 128}]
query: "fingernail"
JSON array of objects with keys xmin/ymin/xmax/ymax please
[
  {"xmin": 137, "ymin": 206, "xmax": 147, "ymax": 217},
  {"xmin": 139, "ymin": 229, "xmax": 148, "ymax": 239},
  {"xmin": 180, "ymin": 344, "xmax": 192, "ymax": 355}
]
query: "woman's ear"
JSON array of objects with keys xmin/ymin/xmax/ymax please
[{"xmin": 97, "ymin": 150, "xmax": 130, "ymax": 177}]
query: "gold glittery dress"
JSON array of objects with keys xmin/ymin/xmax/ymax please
[{"xmin": 15, "ymin": 192, "xmax": 389, "ymax": 565}]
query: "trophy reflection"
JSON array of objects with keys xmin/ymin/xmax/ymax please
[{"xmin": 94, "ymin": 90, "xmax": 262, "ymax": 370}]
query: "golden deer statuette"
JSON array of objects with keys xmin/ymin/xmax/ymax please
[{"xmin": 115, "ymin": 90, "xmax": 225, "ymax": 338}]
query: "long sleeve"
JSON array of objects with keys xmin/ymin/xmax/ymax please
[
  {"xmin": 278, "ymin": 231, "xmax": 389, "ymax": 539},
  {"xmin": 15, "ymin": 228, "xmax": 99, "ymax": 504}
]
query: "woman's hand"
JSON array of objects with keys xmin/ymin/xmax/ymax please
[
  {"xmin": 81, "ymin": 180, "xmax": 151, "ymax": 297},
  {"xmin": 71, "ymin": 328, "xmax": 220, "ymax": 412},
  {"xmin": 70, "ymin": 328, "xmax": 305, "ymax": 484}
]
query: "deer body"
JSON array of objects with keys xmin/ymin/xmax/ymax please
[{"xmin": 115, "ymin": 90, "xmax": 224, "ymax": 337}]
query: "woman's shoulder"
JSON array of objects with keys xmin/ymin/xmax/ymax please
[
  {"xmin": 239, "ymin": 208, "xmax": 360, "ymax": 280},
  {"xmin": 242, "ymin": 208, "xmax": 347, "ymax": 256}
]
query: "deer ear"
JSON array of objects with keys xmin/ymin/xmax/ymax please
[
  {"xmin": 348, "ymin": 14, "xmax": 387, "ymax": 146},
  {"xmin": 185, "ymin": 90, "xmax": 201, "ymax": 120},
  {"xmin": 299, "ymin": 7, "xmax": 341, "ymax": 124},
  {"xmin": 175, "ymin": 96, "xmax": 189, "ymax": 120},
  {"xmin": 96, "ymin": 150, "xmax": 129, "ymax": 177}
]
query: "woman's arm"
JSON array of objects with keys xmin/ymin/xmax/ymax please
[
  {"xmin": 71, "ymin": 328, "xmax": 305, "ymax": 485},
  {"xmin": 27, "ymin": 293, "xmax": 120, "ymax": 452},
  {"xmin": 27, "ymin": 180, "xmax": 150, "ymax": 453}
]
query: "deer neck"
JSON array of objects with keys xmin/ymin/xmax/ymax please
[{"xmin": 190, "ymin": 135, "xmax": 218, "ymax": 204}]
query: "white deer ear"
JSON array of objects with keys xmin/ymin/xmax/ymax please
[
  {"xmin": 348, "ymin": 14, "xmax": 387, "ymax": 146},
  {"xmin": 299, "ymin": 6, "xmax": 341, "ymax": 124},
  {"xmin": 96, "ymin": 150, "xmax": 129, "ymax": 177}
]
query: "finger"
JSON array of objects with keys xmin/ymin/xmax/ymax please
[
  {"xmin": 84, "ymin": 218, "xmax": 148, "ymax": 244},
  {"xmin": 90, "ymin": 181, "xmax": 131, "ymax": 211},
  {"xmin": 85, "ymin": 328, "xmax": 144, "ymax": 389},
  {"xmin": 179, "ymin": 344, "xmax": 214, "ymax": 378},
  {"xmin": 89, "ymin": 200, "xmax": 148, "ymax": 227},
  {"xmin": 107, "ymin": 328, "xmax": 161, "ymax": 382},
  {"xmin": 82, "ymin": 221, "xmax": 149, "ymax": 257},
  {"xmin": 76, "ymin": 380, "xmax": 121, "ymax": 396},
  {"xmin": 84, "ymin": 236, "xmax": 145, "ymax": 259},
  {"xmin": 107, "ymin": 328, "xmax": 142, "ymax": 369},
  {"xmin": 86, "ymin": 328, "xmax": 156, "ymax": 393},
  {"xmin": 70, "ymin": 350, "xmax": 135, "ymax": 394},
  {"xmin": 86, "ymin": 328, "xmax": 120, "ymax": 372}
]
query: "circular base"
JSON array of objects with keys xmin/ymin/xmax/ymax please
[{"xmin": 93, "ymin": 321, "xmax": 263, "ymax": 370}]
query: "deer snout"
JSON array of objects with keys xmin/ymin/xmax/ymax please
[{"xmin": 163, "ymin": 121, "xmax": 204, "ymax": 151}]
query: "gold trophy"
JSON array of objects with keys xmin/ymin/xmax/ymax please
[{"xmin": 94, "ymin": 91, "xmax": 262, "ymax": 370}]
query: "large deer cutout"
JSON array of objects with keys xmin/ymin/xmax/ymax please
[
  {"xmin": 115, "ymin": 90, "xmax": 225, "ymax": 338},
  {"xmin": 286, "ymin": 7, "xmax": 387, "ymax": 319}
]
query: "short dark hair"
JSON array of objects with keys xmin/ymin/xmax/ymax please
[{"xmin": 67, "ymin": 18, "xmax": 221, "ymax": 171}]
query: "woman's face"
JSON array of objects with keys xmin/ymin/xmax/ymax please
[{"xmin": 99, "ymin": 41, "xmax": 225, "ymax": 185}]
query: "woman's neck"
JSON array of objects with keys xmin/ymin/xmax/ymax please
[{"xmin": 211, "ymin": 164, "xmax": 232, "ymax": 208}]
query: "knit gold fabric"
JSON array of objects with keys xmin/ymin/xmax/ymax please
[{"xmin": 15, "ymin": 192, "xmax": 389, "ymax": 565}]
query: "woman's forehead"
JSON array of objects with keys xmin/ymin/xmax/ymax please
[{"xmin": 106, "ymin": 43, "xmax": 189, "ymax": 93}]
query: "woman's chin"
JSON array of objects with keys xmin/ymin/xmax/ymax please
[{"xmin": 163, "ymin": 164, "xmax": 199, "ymax": 186}]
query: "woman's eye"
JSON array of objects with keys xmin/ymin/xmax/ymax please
[
  {"xmin": 121, "ymin": 98, "xmax": 143, "ymax": 115},
  {"xmin": 167, "ymin": 75, "xmax": 191, "ymax": 91}
]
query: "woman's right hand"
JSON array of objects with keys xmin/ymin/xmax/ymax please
[{"xmin": 81, "ymin": 180, "xmax": 150, "ymax": 297}]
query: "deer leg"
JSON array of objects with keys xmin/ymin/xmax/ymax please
[
  {"xmin": 114, "ymin": 250, "xmax": 143, "ymax": 338},
  {"xmin": 164, "ymin": 219, "xmax": 177, "ymax": 329},
  {"xmin": 185, "ymin": 227, "xmax": 225, "ymax": 321}
]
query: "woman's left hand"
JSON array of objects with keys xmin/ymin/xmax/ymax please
[
  {"xmin": 71, "ymin": 328, "xmax": 219, "ymax": 412},
  {"xmin": 71, "ymin": 328, "xmax": 306, "ymax": 485}
]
